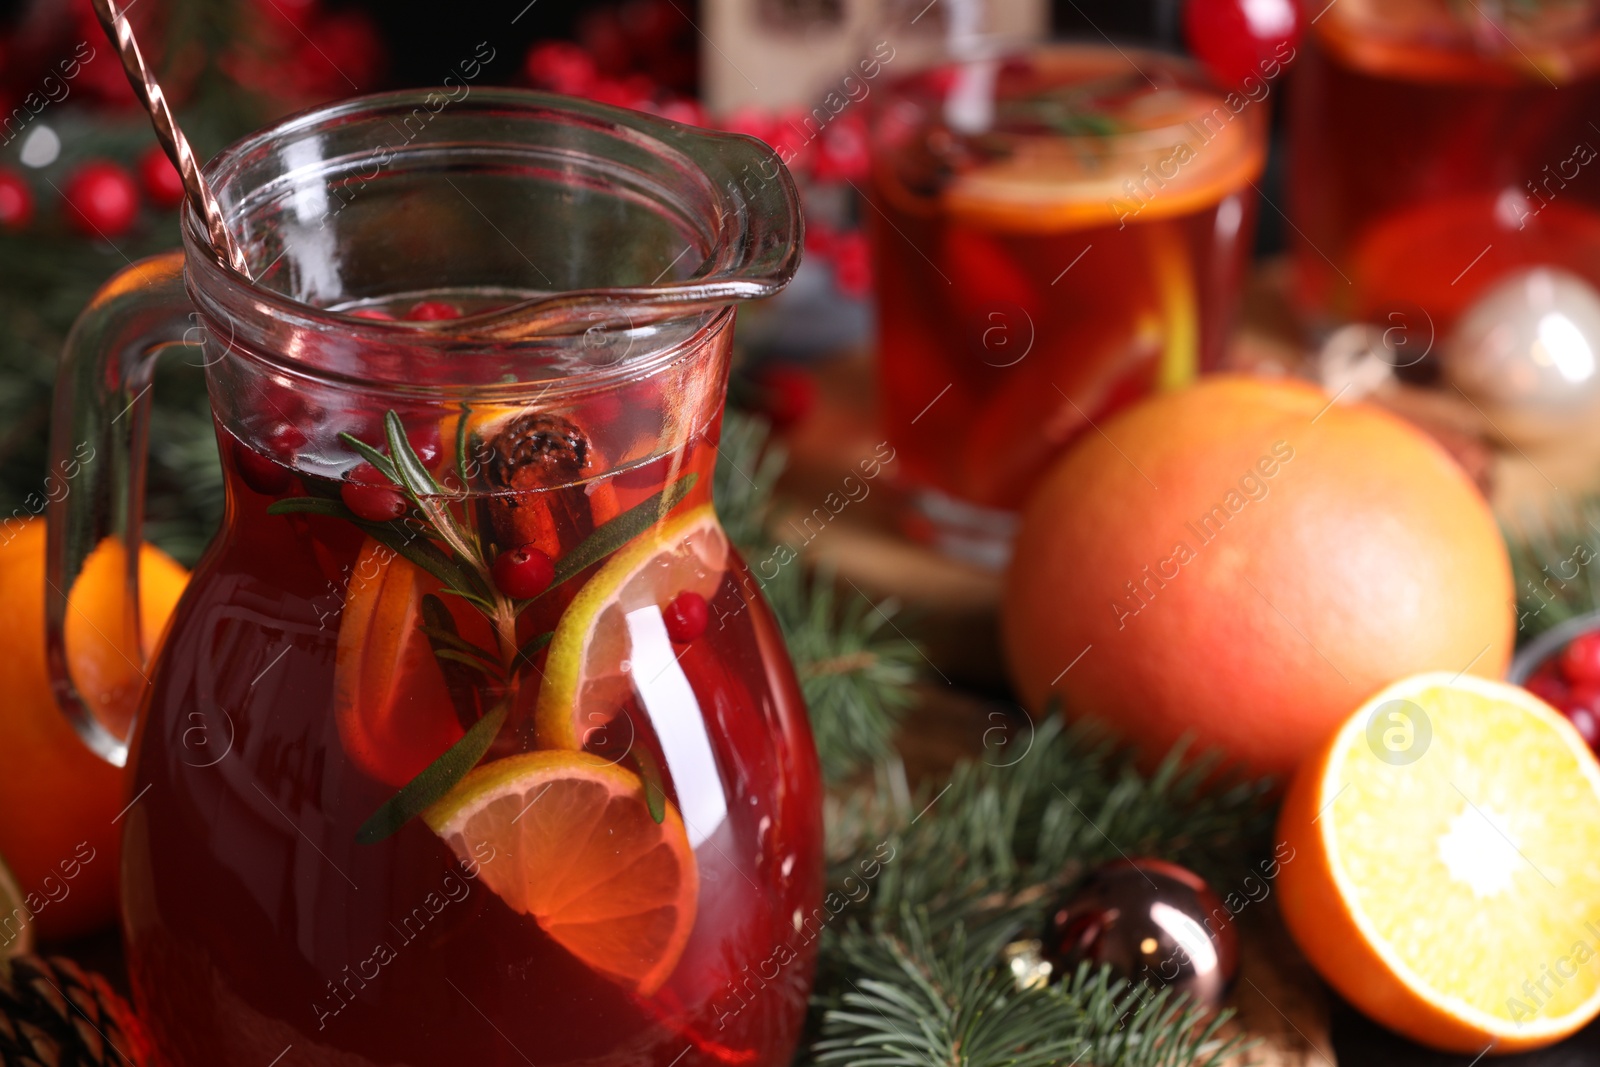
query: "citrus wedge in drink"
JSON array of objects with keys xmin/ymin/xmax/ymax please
[
  {"xmin": 335, "ymin": 540, "xmax": 465, "ymax": 787},
  {"xmin": 535, "ymin": 504, "xmax": 729, "ymax": 750},
  {"xmin": 1277, "ymin": 672, "xmax": 1600, "ymax": 1052},
  {"xmin": 424, "ymin": 750, "xmax": 698, "ymax": 994}
]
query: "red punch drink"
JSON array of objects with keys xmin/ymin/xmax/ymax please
[
  {"xmin": 45, "ymin": 92, "xmax": 823, "ymax": 1067},
  {"xmin": 1289, "ymin": 0, "xmax": 1600, "ymax": 329},
  {"xmin": 869, "ymin": 46, "xmax": 1266, "ymax": 565}
]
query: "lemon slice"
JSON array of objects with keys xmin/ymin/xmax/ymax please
[
  {"xmin": 535, "ymin": 505, "xmax": 729, "ymax": 750},
  {"xmin": 424, "ymin": 750, "xmax": 698, "ymax": 994},
  {"xmin": 1278, "ymin": 672, "xmax": 1600, "ymax": 1052}
]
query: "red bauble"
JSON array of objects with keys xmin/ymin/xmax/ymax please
[
  {"xmin": 60, "ymin": 161, "xmax": 140, "ymax": 238},
  {"xmin": 138, "ymin": 145, "xmax": 186, "ymax": 210},
  {"xmin": 663, "ymin": 591, "xmax": 709, "ymax": 643},
  {"xmin": 493, "ymin": 545, "xmax": 556, "ymax": 599},
  {"xmin": 1182, "ymin": 0, "xmax": 1302, "ymax": 89},
  {"xmin": 0, "ymin": 168, "xmax": 34, "ymax": 230}
]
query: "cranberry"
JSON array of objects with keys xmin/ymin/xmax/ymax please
[
  {"xmin": 0, "ymin": 168, "xmax": 34, "ymax": 230},
  {"xmin": 1526, "ymin": 670, "xmax": 1570, "ymax": 710},
  {"xmin": 663, "ymin": 591, "xmax": 708, "ymax": 643},
  {"xmin": 61, "ymin": 161, "xmax": 140, "ymax": 239},
  {"xmin": 138, "ymin": 145, "xmax": 186, "ymax": 210},
  {"xmin": 233, "ymin": 441, "xmax": 291, "ymax": 495},
  {"xmin": 231, "ymin": 424, "xmax": 304, "ymax": 495},
  {"xmin": 493, "ymin": 545, "xmax": 556, "ymax": 599},
  {"xmin": 1182, "ymin": 0, "xmax": 1301, "ymax": 90},
  {"xmin": 406, "ymin": 301, "xmax": 461, "ymax": 321},
  {"xmin": 1563, "ymin": 700, "xmax": 1600, "ymax": 749},
  {"xmin": 405, "ymin": 422, "xmax": 443, "ymax": 467},
  {"xmin": 341, "ymin": 464, "xmax": 408, "ymax": 521},
  {"xmin": 1560, "ymin": 632, "xmax": 1600, "ymax": 685}
]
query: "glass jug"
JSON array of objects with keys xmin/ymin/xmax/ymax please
[{"xmin": 45, "ymin": 89, "xmax": 822, "ymax": 1067}]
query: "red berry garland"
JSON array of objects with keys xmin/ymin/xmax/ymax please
[
  {"xmin": 61, "ymin": 160, "xmax": 140, "ymax": 238},
  {"xmin": 0, "ymin": 168, "xmax": 33, "ymax": 230}
]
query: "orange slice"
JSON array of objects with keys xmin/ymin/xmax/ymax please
[
  {"xmin": 334, "ymin": 539, "xmax": 464, "ymax": 787},
  {"xmin": 1278, "ymin": 672, "xmax": 1600, "ymax": 1053},
  {"xmin": 423, "ymin": 750, "xmax": 698, "ymax": 994},
  {"xmin": 535, "ymin": 505, "xmax": 728, "ymax": 750}
]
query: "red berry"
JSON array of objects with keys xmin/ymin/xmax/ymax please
[
  {"xmin": 341, "ymin": 464, "xmax": 407, "ymax": 521},
  {"xmin": 1183, "ymin": 0, "xmax": 1301, "ymax": 90},
  {"xmin": 813, "ymin": 113, "xmax": 870, "ymax": 183},
  {"xmin": 137, "ymin": 145, "xmax": 186, "ymax": 210},
  {"xmin": 407, "ymin": 301, "xmax": 461, "ymax": 321},
  {"xmin": 404, "ymin": 423, "xmax": 442, "ymax": 467},
  {"xmin": 663, "ymin": 591, "xmax": 708, "ymax": 643},
  {"xmin": 0, "ymin": 168, "xmax": 34, "ymax": 230},
  {"xmin": 1563, "ymin": 698, "xmax": 1600, "ymax": 749},
  {"xmin": 61, "ymin": 160, "xmax": 140, "ymax": 238},
  {"xmin": 1526, "ymin": 670, "xmax": 1571, "ymax": 710},
  {"xmin": 751, "ymin": 364, "xmax": 818, "ymax": 431},
  {"xmin": 831, "ymin": 231, "xmax": 873, "ymax": 299},
  {"xmin": 493, "ymin": 545, "xmax": 556, "ymax": 599},
  {"xmin": 1560, "ymin": 632, "xmax": 1600, "ymax": 685},
  {"xmin": 233, "ymin": 423, "xmax": 305, "ymax": 495},
  {"xmin": 350, "ymin": 307, "xmax": 395, "ymax": 320},
  {"xmin": 232, "ymin": 443, "xmax": 287, "ymax": 496},
  {"xmin": 525, "ymin": 40, "xmax": 598, "ymax": 96}
]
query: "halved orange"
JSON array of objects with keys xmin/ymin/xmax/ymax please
[
  {"xmin": 334, "ymin": 539, "xmax": 464, "ymax": 787},
  {"xmin": 423, "ymin": 750, "xmax": 698, "ymax": 994},
  {"xmin": 1278, "ymin": 672, "xmax": 1600, "ymax": 1052},
  {"xmin": 535, "ymin": 505, "xmax": 728, "ymax": 750}
]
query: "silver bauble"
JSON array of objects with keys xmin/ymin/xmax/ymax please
[{"xmin": 1445, "ymin": 267, "xmax": 1600, "ymax": 444}]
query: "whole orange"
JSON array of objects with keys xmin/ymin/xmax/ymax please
[
  {"xmin": 1001, "ymin": 375, "xmax": 1513, "ymax": 779},
  {"xmin": 0, "ymin": 518, "xmax": 187, "ymax": 940}
]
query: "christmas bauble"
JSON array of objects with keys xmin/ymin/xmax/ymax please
[
  {"xmin": 0, "ymin": 168, "xmax": 33, "ymax": 230},
  {"xmin": 60, "ymin": 161, "xmax": 139, "ymax": 239},
  {"xmin": 1032, "ymin": 858, "xmax": 1238, "ymax": 1010},
  {"xmin": 137, "ymin": 145, "xmax": 185, "ymax": 210},
  {"xmin": 1444, "ymin": 267, "xmax": 1600, "ymax": 444}
]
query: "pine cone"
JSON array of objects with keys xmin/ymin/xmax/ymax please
[{"xmin": 0, "ymin": 956, "xmax": 152, "ymax": 1067}]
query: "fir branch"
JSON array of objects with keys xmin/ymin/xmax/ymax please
[
  {"xmin": 829, "ymin": 716, "xmax": 1274, "ymax": 944},
  {"xmin": 777, "ymin": 564, "xmax": 919, "ymax": 780},
  {"xmin": 714, "ymin": 409, "xmax": 790, "ymax": 550},
  {"xmin": 713, "ymin": 410, "xmax": 921, "ymax": 780},
  {"xmin": 1504, "ymin": 495, "xmax": 1600, "ymax": 642},
  {"xmin": 813, "ymin": 911, "xmax": 1248, "ymax": 1067}
]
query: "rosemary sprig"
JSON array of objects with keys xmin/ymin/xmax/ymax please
[
  {"xmin": 278, "ymin": 408, "xmax": 706, "ymax": 841},
  {"xmin": 357, "ymin": 702, "xmax": 509, "ymax": 844}
]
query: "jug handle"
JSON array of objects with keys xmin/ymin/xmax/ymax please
[{"xmin": 45, "ymin": 250, "xmax": 197, "ymax": 768}]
